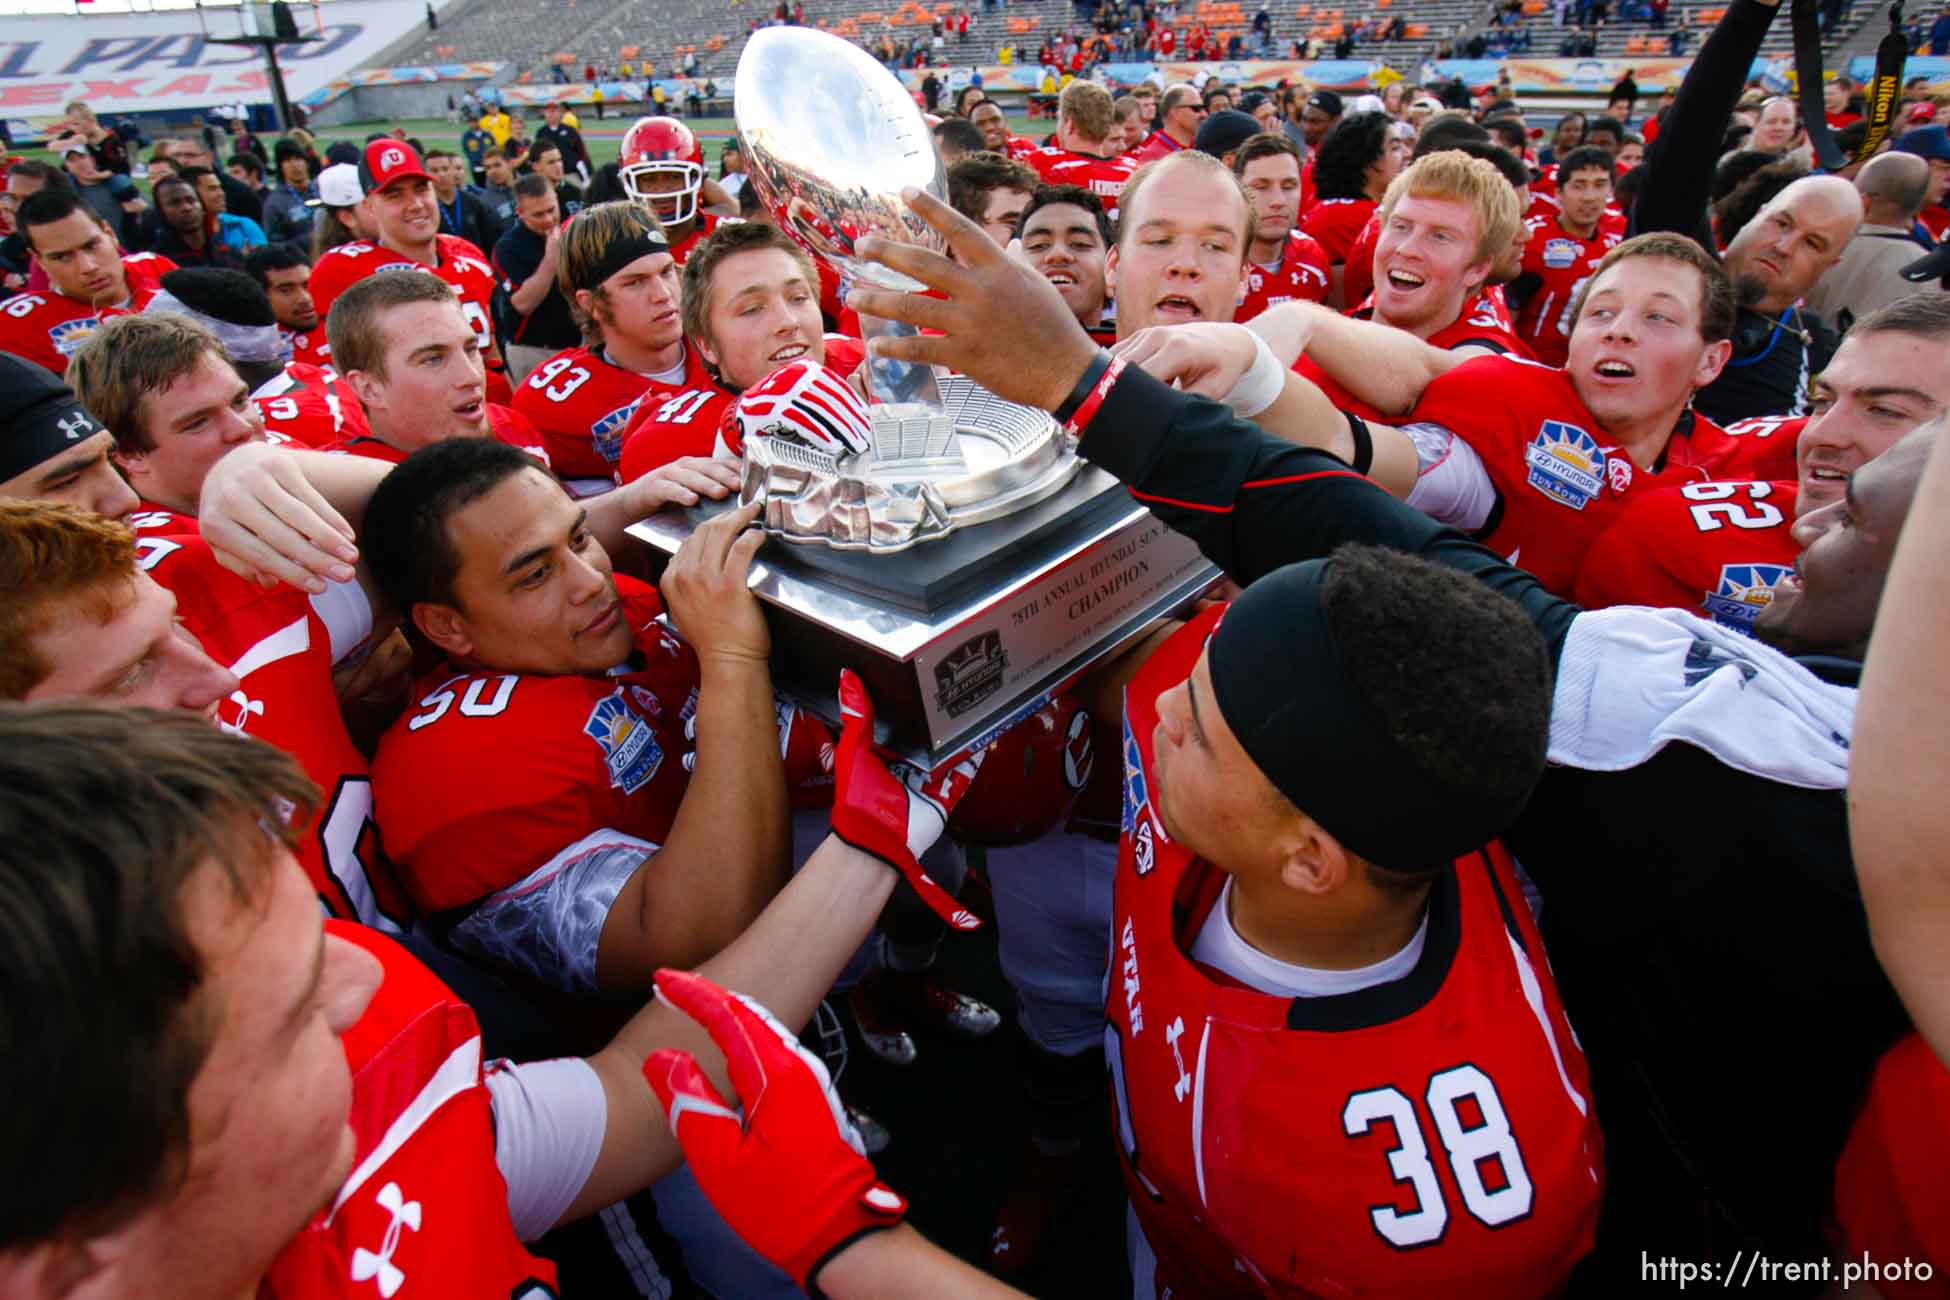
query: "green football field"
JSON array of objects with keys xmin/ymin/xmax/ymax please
[{"xmin": 17, "ymin": 109, "xmax": 1048, "ymax": 170}]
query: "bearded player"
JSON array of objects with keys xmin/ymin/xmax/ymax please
[
  {"xmin": 1508, "ymin": 147, "xmax": 1628, "ymax": 367},
  {"xmin": 1230, "ymin": 134, "xmax": 1330, "ymax": 323},
  {"xmin": 615, "ymin": 221, "xmax": 865, "ymax": 482},
  {"xmin": 0, "ymin": 188, "xmax": 175, "ymax": 375},
  {"xmin": 511, "ymin": 200, "xmax": 719, "ymax": 483},
  {"xmin": 1574, "ymin": 294, "xmax": 1950, "ymax": 626},
  {"xmin": 306, "ymin": 140, "xmax": 515, "ymax": 402}
]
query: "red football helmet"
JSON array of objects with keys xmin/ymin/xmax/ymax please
[
  {"xmin": 620, "ymin": 117, "xmax": 706, "ymax": 227},
  {"xmin": 946, "ymin": 693, "xmax": 1095, "ymax": 847}
]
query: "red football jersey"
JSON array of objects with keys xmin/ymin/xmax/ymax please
[
  {"xmin": 371, "ymin": 576, "xmax": 832, "ymax": 916},
  {"xmin": 511, "ymin": 342, "xmax": 717, "ymax": 480},
  {"xmin": 1833, "ymin": 1032, "xmax": 1950, "ymax": 1300},
  {"xmin": 1513, "ymin": 212, "xmax": 1627, "ymax": 368},
  {"xmin": 1404, "ymin": 354, "xmax": 1742, "ymax": 597},
  {"xmin": 1296, "ymin": 290, "xmax": 1529, "ymax": 422},
  {"xmin": 1340, "ymin": 211, "xmax": 1381, "ymax": 311},
  {"xmin": 0, "ymin": 252, "xmax": 176, "ymax": 375},
  {"xmin": 329, "ymin": 404, "xmax": 547, "ymax": 468},
  {"xmin": 1130, "ymin": 130, "xmax": 1185, "ymax": 165},
  {"xmin": 141, "ymin": 535, "xmax": 411, "ymax": 931},
  {"xmin": 1573, "ymin": 479, "xmax": 1800, "ymax": 630},
  {"xmin": 1004, "ymin": 135, "xmax": 1040, "ymax": 163},
  {"xmin": 1108, "ymin": 609, "xmax": 1603, "ymax": 1299},
  {"xmin": 306, "ymin": 236, "xmax": 511, "ymax": 403},
  {"xmin": 283, "ymin": 325, "xmax": 333, "ymax": 371},
  {"xmin": 615, "ymin": 335, "xmax": 866, "ymax": 483},
  {"xmin": 1299, "ymin": 197, "xmax": 1377, "ymax": 265},
  {"xmin": 256, "ymin": 362, "xmax": 372, "ymax": 449},
  {"xmin": 129, "ymin": 503, "xmax": 200, "ymax": 536},
  {"xmin": 1715, "ymin": 413, "xmax": 1806, "ymax": 483},
  {"xmin": 1024, "ymin": 146, "xmax": 1135, "ymax": 222},
  {"xmin": 262, "ymin": 923, "xmax": 557, "ymax": 1300},
  {"xmin": 668, "ymin": 212, "xmax": 727, "ymax": 266},
  {"xmin": 1235, "ymin": 231, "xmax": 1332, "ymax": 323}
]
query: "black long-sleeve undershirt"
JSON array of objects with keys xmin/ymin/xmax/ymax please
[{"xmin": 1078, "ymin": 366, "xmax": 1905, "ymax": 1287}]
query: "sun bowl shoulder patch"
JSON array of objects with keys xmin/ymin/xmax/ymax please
[{"xmin": 584, "ymin": 688, "xmax": 664, "ymax": 793}]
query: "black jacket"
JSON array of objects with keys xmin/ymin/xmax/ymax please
[{"xmin": 1076, "ymin": 364, "xmax": 1905, "ymax": 1289}]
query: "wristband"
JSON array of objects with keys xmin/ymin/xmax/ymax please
[
  {"xmin": 1060, "ymin": 354, "xmax": 1127, "ymax": 440},
  {"xmin": 1345, "ymin": 411, "xmax": 1374, "ymax": 476},
  {"xmin": 1224, "ymin": 331, "xmax": 1286, "ymax": 419},
  {"xmin": 1052, "ymin": 351, "xmax": 1113, "ymax": 426}
]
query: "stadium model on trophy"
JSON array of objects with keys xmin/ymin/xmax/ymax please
[{"xmin": 627, "ymin": 26, "xmax": 1216, "ymax": 767}]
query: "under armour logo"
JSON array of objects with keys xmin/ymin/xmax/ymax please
[
  {"xmin": 1165, "ymin": 1016, "xmax": 1192, "ymax": 1102},
  {"xmin": 216, "ymin": 691, "xmax": 265, "ymax": 735},
  {"xmin": 56, "ymin": 412, "xmax": 93, "ymax": 441},
  {"xmin": 349, "ymin": 1181, "xmax": 421, "ymax": 1297}
]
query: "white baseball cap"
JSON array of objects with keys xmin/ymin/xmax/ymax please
[{"xmin": 306, "ymin": 162, "xmax": 364, "ymax": 208}]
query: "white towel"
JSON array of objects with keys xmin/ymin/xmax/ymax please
[{"xmin": 1548, "ymin": 606, "xmax": 1855, "ymax": 790}]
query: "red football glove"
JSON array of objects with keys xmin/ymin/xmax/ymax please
[
  {"xmin": 728, "ymin": 358, "xmax": 874, "ymax": 459},
  {"xmin": 828, "ymin": 669, "xmax": 984, "ymax": 932},
  {"xmin": 643, "ymin": 969, "xmax": 907, "ymax": 1292}
]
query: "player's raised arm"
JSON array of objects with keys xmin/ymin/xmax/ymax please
[
  {"xmin": 1851, "ymin": 414, "xmax": 1950, "ymax": 1068},
  {"xmin": 1246, "ymin": 299, "xmax": 1467, "ymax": 420},
  {"xmin": 1112, "ymin": 322, "xmax": 1422, "ymax": 497}
]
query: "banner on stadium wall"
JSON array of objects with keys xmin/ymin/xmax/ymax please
[
  {"xmin": 1849, "ymin": 53, "xmax": 1950, "ymax": 94},
  {"xmin": 300, "ymin": 60, "xmax": 504, "ymax": 107},
  {"xmin": 891, "ymin": 57, "xmax": 1388, "ymax": 96},
  {"xmin": 1424, "ymin": 56, "xmax": 1695, "ymax": 94},
  {"xmin": 496, "ymin": 79, "xmax": 701, "ymax": 107},
  {"xmin": 0, "ymin": 3, "xmax": 438, "ymax": 114}
]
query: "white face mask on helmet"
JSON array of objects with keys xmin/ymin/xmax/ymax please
[{"xmin": 620, "ymin": 117, "xmax": 705, "ymax": 227}]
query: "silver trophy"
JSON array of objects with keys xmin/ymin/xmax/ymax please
[
  {"xmin": 736, "ymin": 25, "xmax": 947, "ymax": 415},
  {"xmin": 629, "ymin": 28, "xmax": 1217, "ymax": 766}
]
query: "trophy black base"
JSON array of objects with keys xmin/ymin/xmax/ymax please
[{"xmin": 628, "ymin": 468, "xmax": 1218, "ymax": 768}]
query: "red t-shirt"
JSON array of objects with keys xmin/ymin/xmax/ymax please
[
  {"xmin": 1235, "ymin": 231, "xmax": 1332, "ymax": 323},
  {"xmin": 257, "ymin": 362, "xmax": 372, "ymax": 449},
  {"xmin": 1299, "ymin": 197, "xmax": 1376, "ymax": 265},
  {"xmin": 1296, "ymin": 289, "xmax": 1530, "ymax": 422},
  {"xmin": 511, "ymin": 341, "xmax": 717, "ymax": 480},
  {"xmin": 142, "ymin": 535, "xmax": 412, "ymax": 931},
  {"xmin": 1109, "ymin": 608, "xmax": 1603, "ymax": 1299},
  {"xmin": 1573, "ymin": 479, "xmax": 1800, "ymax": 631},
  {"xmin": 261, "ymin": 923, "xmax": 557, "ymax": 1300},
  {"xmin": 0, "ymin": 252, "xmax": 176, "ymax": 375},
  {"xmin": 1512, "ymin": 211, "xmax": 1627, "ymax": 368},
  {"xmin": 307, "ymin": 235, "xmax": 511, "ymax": 403}
]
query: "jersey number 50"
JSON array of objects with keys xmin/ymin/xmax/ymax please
[{"xmin": 1343, "ymin": 1065, "xmax": 1534, "ymax": 1248}]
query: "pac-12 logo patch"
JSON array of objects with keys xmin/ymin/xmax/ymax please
[
  {"xmin": 1523, "ymin": 420, "xmax": 1607, "ymax": 510},
  {"xmin": 584, "ymin": 688, "xmax": 664, "ymax": 793},
  {"xmin": 1704, "ymin": 562, "xmax": 1792, "ymax": 630}
]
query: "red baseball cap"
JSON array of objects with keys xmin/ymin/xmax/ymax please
[{"xmin": 359, "ymin": 138, "xmax": 431, "ymax": 193}]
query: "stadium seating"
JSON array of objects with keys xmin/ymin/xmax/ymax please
[{"xmin": 377, "ymin": 0, "xmax": 1865, "ymax": 110}]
